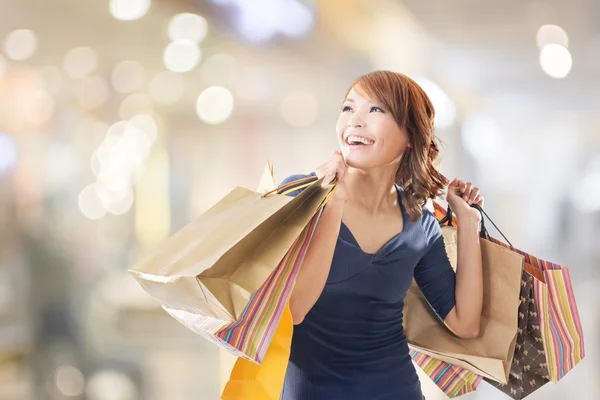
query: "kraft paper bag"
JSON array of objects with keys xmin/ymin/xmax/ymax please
[
  {"xmin": 130, "ymin": 170, "xmax": 330, "ymax": 323},
  {"xmin": 404, "ymin": 224, "xmax": 524, "ymax": 384}
]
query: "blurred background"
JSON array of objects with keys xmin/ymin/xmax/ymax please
[{"xmin": 0, "ymin": 0, "xmax": 598, "ymax": 399}]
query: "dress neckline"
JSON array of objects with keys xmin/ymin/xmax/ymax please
[{"xmin": 340, "ymin": 184, "xmax": 408, "ymax": 260}]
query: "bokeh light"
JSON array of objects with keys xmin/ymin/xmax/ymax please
[
  {"xmin": 163, "ymin": 40, "xmax": 202, "ymax": 73},
  {"xmin": 195, "ymin": 86, "xmax": 234, "ymax": 124},
  {"xmin": 64, "ymin": 46, "xmax": 98, "ymax": 78},
  {"xmin": 4, "ymin": 29, "xmax": 37, "ymax": 60},
  {"xmin": 168, "ymin": 13, "xmax": 208, "ymax": 43},
  {"xmin": 119, "ymin": 93, "xmax": 153, "ymax": 120},
  {"xmin": 536, "ymin": 24, "xmax": 569, "ymax": 49},
  {"xmin": 539, "ymin": 43, "xmax": 572, "ymax": 79},
  {"xmin": 461, "ymin": 113, "xmax": 504, "ymax": 162},
  {"xmin": 112, "ymin": 60, "xmax": 145, "ymax": 94},
  {"xmin": 110, "ymin": 0, "xmax": 151, "ymax": 21}
]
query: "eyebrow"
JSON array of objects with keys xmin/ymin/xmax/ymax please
[{"xmin": 343, "ymin": 98, "xmax": 372, "ymax": 104}]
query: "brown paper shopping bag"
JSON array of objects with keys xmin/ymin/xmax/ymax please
[{"xmin": 404, "ymin": 207, "xmax": 524, "ymax": 385}]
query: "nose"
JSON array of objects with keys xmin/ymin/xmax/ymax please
[{"xmin": 347, "ymin": 113, "xmax": 365, "ymax": 128}]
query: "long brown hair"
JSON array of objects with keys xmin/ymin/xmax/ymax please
[{"xmin": 345, "ymin": 70, "xmax": 448, "ymax": 223}]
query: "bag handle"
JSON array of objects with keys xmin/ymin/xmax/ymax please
[
  {"xmin": 439, "ymin": 203, "xmax": 513, "ymax": 247},
  {"xmin": 262, "ymin": 174, "xmax": 337, "ymax": 197}
]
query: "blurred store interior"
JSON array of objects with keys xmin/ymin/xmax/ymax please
[{"xmin": 0, "ymin": 0, "xmax": 598, "ymax": 399}]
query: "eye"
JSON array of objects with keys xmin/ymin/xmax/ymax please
[
  {"xmin": 342, "ymin": 105, "xmax": 353, "ymax": 112},
  {"xmin": 370, "ymin": 106, "xmax": 384, "ymax": 113}
]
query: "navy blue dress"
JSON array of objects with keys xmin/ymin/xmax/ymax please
[{"xmin": 279, "ymin": 172, "xmax": 457, "ymax": 400}]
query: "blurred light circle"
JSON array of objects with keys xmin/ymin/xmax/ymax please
[
  {"xmin": 64, "ymin": 47, "xmax": 98, "ymax": 78},
  {"xmin": 536, "ymin": 24, "xmax": 569, "ymax": 49},
  {"xmin": 237, "ymin": 0, "xmax": 279, "ymax": 42},
  {"xmin": 168, "ymin": 13, "xmax": 208, "ymax": 43},
  {"xmin": 75, "ymin": 76, "xmax": 110, "ymax": 109},
  {"xmin": 55, "ymin": 365, "xmax": 84, "ymax": 397},
  {"xmin": 119, "ymin": 93, "xmax": 153, "ymax": 120},
  {"xmin": 413, "ymin": 77, "xmax": 456, "ymax": 129},
  {"xmin": 4, "ymin": 29, "xmax": 37, "ymax": 61},
  {"xmin": 148, "ymin": 71, "xmax": 183, "ymax": 104},
  {"xmin": 0, "ymin": 55, "xmax": 7, "ymax": 79},
  {"xmin": 106, "ymin": 186, "xmax": 134, "ymax": 215},
  {"xmin": 39, "ymin": 65, "xmax": 64, "ymax": 95},
  {"xmin": 280, "ymin": 91, "xmax": 318, "ymax": 127},
  {"xmin": 539, "ymin": 44, "xmax": 572, "ymax": 79},
  {"xmin": 112, "ymin": 60, "xmax": 144, "ymax": 94},
  {"xmin": 200, "ymin": 53, "xmax": 237, "ymax": 86},
  {"xmin": 278, "ymin": 0, "xmax": 314, "ymax": 38},
  {"xmin": 86, "ymin": 369, "xmax": 137, "ymax": 400},
  {"xmin": 79, "ymin": 183, "xmax": 107, "ymax": 219},
  {"xmin": 461, "ymin": 114, "xmax": 504, "ymax": 162},
  {"xmin": 195, "ymin": 86, "xmax": 234, "ymax": 124},
  {"xmin": 110, "ymin": 0, "xmax": 151, "ymax": 21},
  {"xmin": 0, "ymin": 132, "xmax": 18, "ymax": 174},
  {"xmin": 163, "ymin": 40, "xmax": 201, "ymax": 73},
  {"xmin": 129, "ymin": 114, "xmax": 158, "ymax": 143},
  {"xmin": 27, "ymin": 90, "xmax": 55, "ymax": 125}
]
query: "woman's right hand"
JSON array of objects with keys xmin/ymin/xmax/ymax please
[{"xmin": 315, "ymin": 149, "xmax": 348, "ymax": 206}]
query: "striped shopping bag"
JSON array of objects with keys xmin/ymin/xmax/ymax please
[
  {"xmin": 165, "ymin": 206, "xmax": 324, "ymax": 363},
  {"xmin": 411, "ymin": 201, "xmax": 585, "ymax": 399}
]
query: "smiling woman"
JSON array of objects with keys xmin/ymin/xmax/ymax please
[{"xmin": 277, "ymin": 70, "xmax": 484, "ymax": 400}]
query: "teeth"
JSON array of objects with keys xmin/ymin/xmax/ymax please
[{"xmin": 346, "ymin": 135, "xmax": 374, "ymax": 145}]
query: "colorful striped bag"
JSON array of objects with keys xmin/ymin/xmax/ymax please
[
  {"xmin": 410, "ymin": 202, "xmax": 585, "ymax": 398},
  {"xmin": 131, "ymin": 173, "xmax": 335, "ymax": 364}
]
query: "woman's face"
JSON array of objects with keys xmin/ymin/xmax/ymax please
[{"xmin": 336, "ymin": 86, "xmax": 411, "ymax": 170}]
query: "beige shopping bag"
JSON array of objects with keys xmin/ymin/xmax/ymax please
[
  {"xmin": 404, "ymin": 223, "xmax": 524, "ymax": 384},
  {"xmin": 130, "ymin": 166, "xmax": 330, "ymax": 323}
]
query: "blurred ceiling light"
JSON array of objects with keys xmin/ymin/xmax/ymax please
[
  {"xmin": 200, "ymin": 53, "xmax": 237, "ymax": 86},
  {"xmin": 75, "ymin": 76, "xmax": 110, "ymax": 109},
  {"xmin": 278, "ymin": 0, "xmax": 314, "ymax": 38},
  {"xmin": 0, "ymin": 55, "xmax": 7, "ymax": 78},
  {"xmin": 55, "ymin": 365, "xmax": 85, "ymax": 397},
  {"xmin": 536, "ymin": 24, "xmax": 569, "ymax": 49},
  {"xmin": 196, "ymin": 86, "xmax": 234, "ymax": 124},
  {"xmin": 4, "ymin": 29, "xmax": 37, "ymax": 61},
  {"xmin": 86, "ymin": 369, "xmax": 137, "ymax": 400},
  {"xmin": 0, "ymin": 132, "xmax": 18, "ymax": 174},
  {"xmin": 64, "ymin": 46, "xmax": 98, "ymax": 78},
  {"xmin": 79, "ymin": 183, "xmax": 107, "ymax": 219},
  {"xmin": 413, "ymin": 77, "xmax": 456, "ymax": 129},
  {"xmin": 27, "ymin": 90, "xmax": 55, "ymax": 125},
  {"xmin": 97, "ymin": 183, "xmax": 134, "ymax": 215},
  {"xmin": 148, "ymin": 71, "xmax": 183, "ymax": 104},
  {"xmin": 112, "ymin": 60, "xmax": 144, "ymax": 93},
  {"xmin": 236, "ymin": 0, "xmax": 281, "ymax": 42},
  {"xmin": 539, "ymin": 43, "xmax": 572, "ymax": 79},
  {"xmin": 461, "ymin": 113, "xmax": 504, "ymax": 162},
  {"xmin": 168, "ymin": 13, "xmax": 208, "ymax": 43},
  {"xmin": 110, "ymin": 0, "xmax": 151, "ymax": 21},
  {"xmin": 163, "ymin": 40, "xmax": 201, "ymax": 73},
  {"xmin": 280, "ymin": 90, "xmax": 318, "ymax": 127},
  {"xmin": 119, "ymin": 93, "xmax": 153, "ymax": 120},
  {"xmin": 39, "ymin": 65, "xmax": 64, "ymax": 94}
]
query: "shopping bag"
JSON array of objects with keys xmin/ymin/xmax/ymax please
[
  {"xmin": 130, "ymin": 169, "xmax": 334, "ymax": 363},
  {"xmin": 221, "ymin": 165, "xmax": 331, "ymax": 399},
  {"xmin": 404, "ymin": 204, "xmax": 524, "ymax": 385},
  {"xmin": 411, "ymin": 202, "xmax": 585, "ymax": 399}
]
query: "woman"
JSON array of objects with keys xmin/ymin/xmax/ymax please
[{"xmin": 278, "ymin": 70, "xmax": 484, "ymax": 400}]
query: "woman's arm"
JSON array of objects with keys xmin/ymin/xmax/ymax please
[
  {"xmin": 443, "ymin": 213, "xmax": 483, "ymax": 339},
  {"xmin": 289, "ymin": 198, "xmax": 344, "ymax": 325}
]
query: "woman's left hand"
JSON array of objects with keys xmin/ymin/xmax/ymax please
[{"xmin": 446, "ymin": 178, "xmax": 484, "ymax": 221}]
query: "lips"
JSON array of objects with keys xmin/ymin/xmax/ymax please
[{"xmin": 344, "ymin": 134, "xmax": 375, "ymax": 146}]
